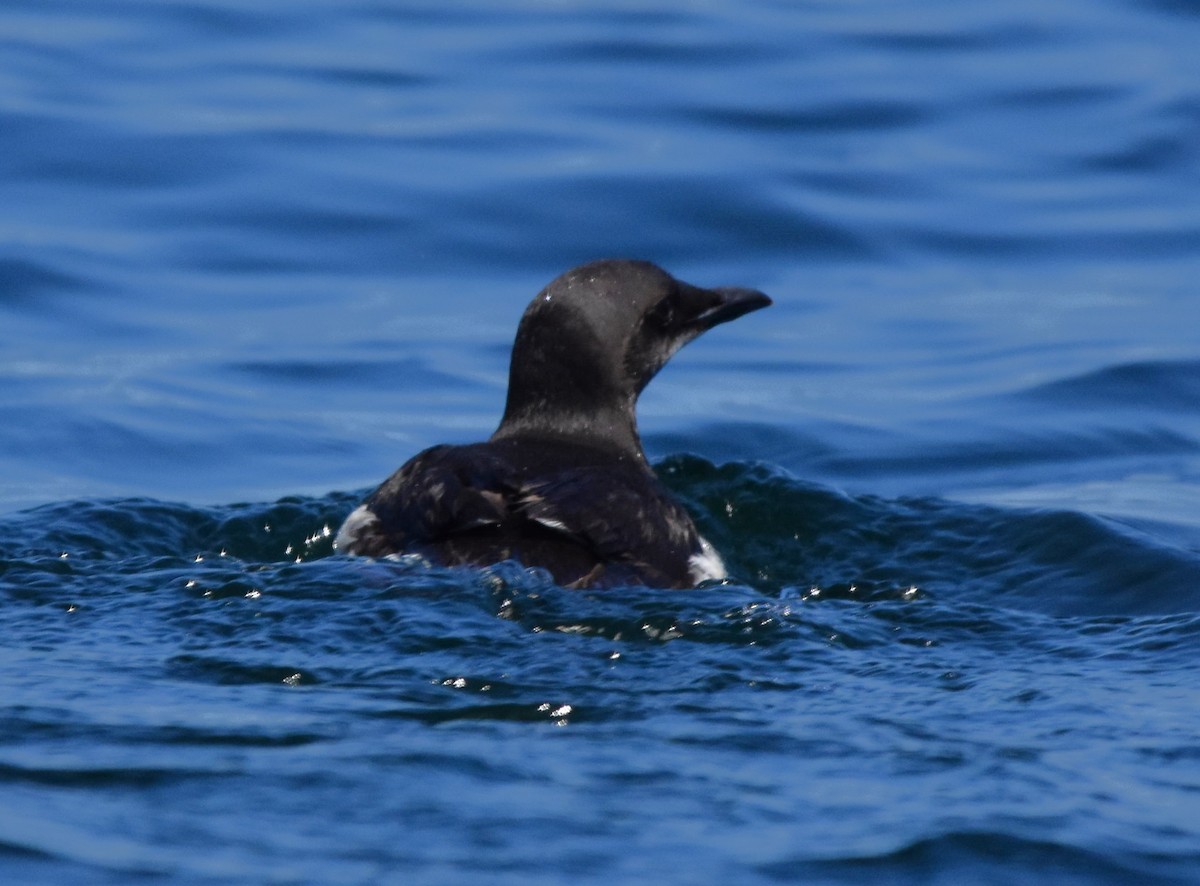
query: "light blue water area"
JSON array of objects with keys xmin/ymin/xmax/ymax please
[{"xmin": 3, "ymin": 0, "xmax": 1200, "ymax": 883}]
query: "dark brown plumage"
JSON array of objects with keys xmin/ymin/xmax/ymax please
[{"xmin": 336, "ymin": 259, "xmax": 771, "ymax": 588}]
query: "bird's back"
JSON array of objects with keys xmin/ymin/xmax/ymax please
[{"xmin": 336, "ymin": 437, "xmax": 709, "ymax": 588}]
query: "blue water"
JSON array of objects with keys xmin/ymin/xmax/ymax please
[{"xmin": 4, "ymin": 0, "xmax": 1200, "ymax": 882}]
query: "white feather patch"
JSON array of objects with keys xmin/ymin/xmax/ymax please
[
  {"xmin": 335, "ymin": 504, "xmax": 378, "ymax": 553},
  {"xmin": 533, "ymin": 515, "xmax": 570, "ymax": 533},
  {"xmin": 688, "ymin": 534, "xmax": 727, "ymax": 584}
]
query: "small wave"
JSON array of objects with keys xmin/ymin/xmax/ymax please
[
  {"xmin": 767, "ymin": 829, "xmax": 1190, "ymax": 884},
  {"xmin": 2, "ymin": 494, "xmax": 352, "ymax": 563},
  {"xmin": 659, "ymin": 454, "xmax": 1200, "ymax": 616},
  {"xmin": 0, "ymin": 258, "xmax": 89, "ymax": 306},
  {"xmin": 1020, "ymin": 359, "xmax": 1200, "ymax": 411},
  {"xmin": 7, "ymin": 456, "xmax": 1200, "ymax": 623},
  {"xmin": 230, "ymin": 356, "xmax": 479, "ymax": 391}
]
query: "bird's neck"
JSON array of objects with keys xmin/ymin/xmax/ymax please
[
  {"xmin": 492, "ymin": 398, "xmax": 647, "ymax": 465},
  {"xmin": 494, "ymin": 325, "xmax": 650, "ymax": 462}
]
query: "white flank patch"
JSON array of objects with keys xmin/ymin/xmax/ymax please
[
  {"xmin": 688, "ymin": 534, "xmax": 727, "ymax": 584},
  {"xmin": 334, "ymin": 504, "xmax": 378, "ymax": 553},
  {"xmin": 533, "ymin": 515, "xmax": 570, "ymax": 533}
]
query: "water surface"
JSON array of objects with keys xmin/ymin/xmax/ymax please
[{"xmin": 3, "ymin": 0, "xmax": 1200, "ymax": 882}]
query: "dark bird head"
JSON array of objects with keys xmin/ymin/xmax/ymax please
[{"xmin": 492, "ymin": 259, "xmax": 772, "ymax": 460}]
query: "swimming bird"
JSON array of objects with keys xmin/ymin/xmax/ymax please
[{"xmin": 335, "ymin": 259, "xmax": 771, "ymax": 588}]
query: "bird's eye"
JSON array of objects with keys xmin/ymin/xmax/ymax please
[{"xmin": 647, "ymin": 296, "xmax": 677, "ymax": 330}]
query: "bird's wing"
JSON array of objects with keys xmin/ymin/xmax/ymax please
[
  {"xmin": 344, "ymin": 446, "xmax": 698, "ymax": 587},
  {"xmin": 344, "ymin": 445, "xmax": 516, "ymax": 556},
  {"xmin": 514, "ymin": 466, "xmax": 698, "ymax": 581}
]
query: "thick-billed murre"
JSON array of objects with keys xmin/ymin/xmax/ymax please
[{"xmin": 335, "ymin": 259, "xmax": 771, "ymax": 588}]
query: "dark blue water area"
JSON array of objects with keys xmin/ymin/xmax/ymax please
[{"xmin": 4, "ymin": 0, "xmax": 1200, "ymax": 883}]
